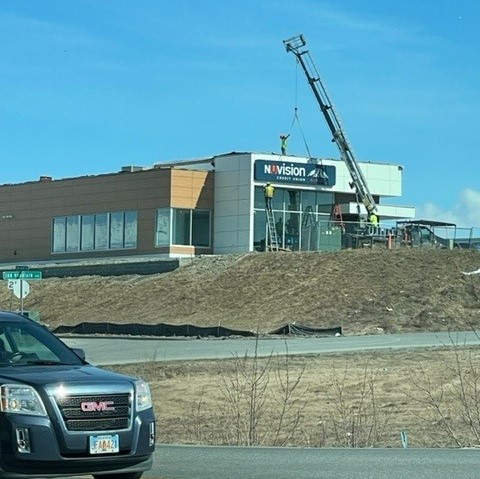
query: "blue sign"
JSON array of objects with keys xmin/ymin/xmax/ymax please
[{"xmin": 254, "ymin": 160, "xmax": 336, "ymax": 186}]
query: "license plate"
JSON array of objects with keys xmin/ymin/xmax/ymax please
[{"xmin": 89, "ymin": 434, "xmax": 119, "ymax": 454}]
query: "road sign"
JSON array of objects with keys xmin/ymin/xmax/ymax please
[
  {"xmin": 7, "ymin": 279, "xmax": 18, "ymax": 290},
  {"xmin": 3, "ymin": 270, "xmax": 42, "ymax": 280},
  {"xmin": 13, "ymin": 280, "xmax": 29, "ymax": 299}
]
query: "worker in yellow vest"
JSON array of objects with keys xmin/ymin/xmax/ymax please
[
  {"xmin": 280, "ymin": 134, "xmax": 290, "ymax": 155},
  {"xmin": 264, "ymin": 183, "xmax": 275, "ymax": 211}
]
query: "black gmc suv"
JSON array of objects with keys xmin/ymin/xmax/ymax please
[{"xmin": 0, "ymin": 310, "xmax": 155, "ymax": 479}]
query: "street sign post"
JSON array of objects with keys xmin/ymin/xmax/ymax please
[
  {"xmin": 3, "ymin": 270, "xmax": 42, "ymax": 280},
  {"xmin": 3, "ymin": 270, "xmax": 41, "ymax": 314},
  {"xmin": 13, "ymin": 280, "xmax": 29, "ymax": 299}
]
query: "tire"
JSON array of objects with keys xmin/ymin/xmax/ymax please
[{"xmin": 93, "ymin": 473, "xmax": 142, "ymax": 479}]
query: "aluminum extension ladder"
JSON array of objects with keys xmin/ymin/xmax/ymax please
[{"xmin": 265, "ymin": 208, "xmax": 279, "ymax": 251}]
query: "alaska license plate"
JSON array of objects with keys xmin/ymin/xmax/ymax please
[{"xmin": 89, "ymin": 434, "xmax": 119, "ymax": 454}]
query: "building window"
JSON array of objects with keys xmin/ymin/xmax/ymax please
[
  {"xmin": 124, "ymin": 211, "xmax": 137, "ymax": 248},
  {"xmin": 94, "ymin": 213, "xmax": 109, "ymax": 250},
  {"xmin": 253, "ymin": 186, "xmax": 334, "ymax": 251},
  {"xmin": 155, "ymin": 209, "xmax": 171, "ymax": 246},
  {"xmin": 192, "ymin": 210, "xmax": 210, "ymax": 247},
  {"xmin": 66, "ymin": 216, "xmax": 80, "ymax": 252},
  {"xmin": 52, "ymin": 217, "xmax": 67, "ymax": 253},
  {"xmin": 80, "ymin": 215, "xmax": 95, "ymax": 251},
  {"xmin": 110, "ymin": 212, "xmax": 125, "ymax": 249},
  {"xmin": 157, "ymin": 208, "xmax": 211, "ymax": 247},
  {"xmin": 52, "ymin": 211, "xmax": 137, "ymax": 253},
  {"xmin": 173, "ymin": 209, "xmax": 190, "ymax": 245}
]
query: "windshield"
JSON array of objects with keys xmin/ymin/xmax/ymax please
[{"xmin": 0, "ymin": 319, "xmax": 84, "ymax": 366}]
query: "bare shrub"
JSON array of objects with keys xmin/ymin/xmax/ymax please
[
  {"xmin": 186, "ymin": 337, "xmax": 307, "ymax": 446},
  {"xmin": 407, "ymin": 343, "xmax": 480, "ymax": 447},
  {"xmin": 326, "ymin": 364, "xmax": 395, "ymax": 447}
]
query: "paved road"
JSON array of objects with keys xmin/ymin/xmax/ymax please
[
  {"xmin": 150, "ymin": 445, "xmax": 480, "ymax": 479},
  {"xmin": 69, "ymin": 445, "xmax": 480, "ymax": 479},
  {"xmin": 62, "ymin": 331, "xmax": 480, "ymax": 366}
]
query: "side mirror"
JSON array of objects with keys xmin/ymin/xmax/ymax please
[{"xmin": 71, "ymin": 348, "xmax": 86, "ymax": 361}]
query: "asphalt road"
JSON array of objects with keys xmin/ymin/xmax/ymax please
[
  {"xmin": 148, "ymin": 445, "xmax": 480, "ymax": 479},
  {"xmin": 61, "ymin": 330, "xmax": 480, "ymax": 366}
]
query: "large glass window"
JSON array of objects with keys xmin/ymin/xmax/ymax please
[
  {"xmin": 271, "ymin": 188, "xmax": 285, "ymax": 211},
  {"xmin": 253, "ymin": 210, "xmax": 267, "ymax": 251},
  {"xmin": 173, "ymin": 209, "xmax": 190, "ymax": 245},
  {"xmin": 81, "ymin": 215, "xmax": 94, "ymax": 251},
  {"xmin": 52, "ymin": 211, "xmax": 137, "ymax": 253},
  {"xmin": 163, "ymin": 208, "xmax": 211, "ymax": 247},
  {"xmin": 66, "ymin": 216, "xmax": 80, "ymax": 252},
  {"xmin": 94, "ymin": 213, "xmax": 109, "ymax": 250},
  {"xmin": 192, "ymin": 210, "xmax": 210, "ymax": 247},
  {"xmin": 253, "ymin": 186, "xmax": 335, "ymax": 252},
  {"xmin": 109, "ymin": 212, "xmax": 124, "ymax": 249},
  {"xmin": 317, "ymin": 192, "xmax": 334, "ymax": 215},
  {"xmin": 285, "ymin": 190, "xmax": 300, "ymax": 212},
  {"xmin": 124, "ymin": 211, "xmax": 138, "ymax": 248},
  {"xmin": 285, "ymin": 212, "xmax": 300, "ymax": 251},
  {"xmin": 254, "ymin": 187, "xmax": 265, "ymax": 209},
  {"xmin": 255, "ymin": 185, "xmax": 287, "ymax": 211},
  {"xmin": 301, "ymin": 190, "xmax": 316, "ymax": 213},
  {"xmin": 156, "ymin": 209, "xmax": 171, "ymax": 246},
  {"xmin": 52, "ymin": 217, "xmax": 66, "ymax": 253}
]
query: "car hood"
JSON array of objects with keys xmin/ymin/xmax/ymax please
[{"xmin": 0, "ymin": 364, "xmax": 134, "ymax": 388}]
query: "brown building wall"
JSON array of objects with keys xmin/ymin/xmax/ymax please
[{"xmin": 0, "ymin": 167, "xmax": 214, "ymax": 263}]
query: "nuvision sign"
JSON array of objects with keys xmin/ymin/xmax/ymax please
[{"xmin": 254, "ymin": 160, "xmax": 335, "ymax": 186}]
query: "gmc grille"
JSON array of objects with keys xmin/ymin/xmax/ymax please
[{"xmin": 56, "ymin": 394, "xmax": 131, "ymax": 431}]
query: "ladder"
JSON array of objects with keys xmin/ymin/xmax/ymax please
[
  {"xmin": 265, "ymin": 208, "xmax": 279, "ymax": 251},
  {"xmin": 302, "ymin": 205, "xmax": 315, "ymax": 228},
  {"xmin": 331, "ymin": 204, "xmax": 345, "ymax": 232}
]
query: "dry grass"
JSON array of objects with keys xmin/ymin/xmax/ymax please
[
  {"xmin": 110, "ymin": 344, "xmax": 480, "ymax": 448},
  {"xmin": 3, "ymin": 249, "xmax": 480, "ymax": 335}
]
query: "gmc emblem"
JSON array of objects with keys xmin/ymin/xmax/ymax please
[{"xmin": 81, "ymin": 401, "xmax": 115, "ymax": 412}]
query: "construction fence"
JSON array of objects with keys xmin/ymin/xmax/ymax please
[{"xmin": 272, "ymin": 219, "xmax": 480, "ymax": 252}]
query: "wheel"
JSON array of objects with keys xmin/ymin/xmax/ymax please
[{"xmin": 93, "ymin": 473, "xmax": 143, "ymax": 479}]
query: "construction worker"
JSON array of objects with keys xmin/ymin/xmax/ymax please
[
  {"xmin": 369, "ymin": 212, "xmax": 379, "ymax": 227},
  {"xmin": 264, "ymin": 183, "xmax": 275, "ymax": 211},
  {"xmin": 280, "ymin": 134, "xmax": 290, "ymax": 155}
]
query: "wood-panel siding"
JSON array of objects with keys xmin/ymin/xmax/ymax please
[{"xmin": 0, "ymin": 168, "xmax": 214, "ymax": 262}]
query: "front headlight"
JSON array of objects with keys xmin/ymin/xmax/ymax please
[
  {"xmin": 0, "ymin": 384, "xmax": 47, "ymax": 416},
  {"xmin": 135, "ymin": 380, "xmax": 152, "ymax": 412}
]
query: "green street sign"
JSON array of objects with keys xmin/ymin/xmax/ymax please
[{"xmin": 3, "ymin": 270, "xmax": 42, "ymax": 280}]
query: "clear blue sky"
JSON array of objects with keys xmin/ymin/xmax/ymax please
[{"xmin": 1, "ymin": 1, "xmax": 479, "ymax": 227}]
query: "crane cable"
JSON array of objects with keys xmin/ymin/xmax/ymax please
[{"xmin": 284, "ymin": 60, "xmax": 316, "ymax": 161}]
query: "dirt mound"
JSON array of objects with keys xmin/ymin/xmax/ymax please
[{"xmin": 2, "ymin": 249, "xmax": 480, "ymax": 335}]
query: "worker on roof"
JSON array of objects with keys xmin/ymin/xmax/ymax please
[
  {"xmin": 280, "ymin": 134, "xmax": 290, "ymax": 155},
  {"xmin": 264, "ymin": 183, "xmax": 275, "ymax": 211}
]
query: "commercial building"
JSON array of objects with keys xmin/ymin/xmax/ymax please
[{"xmin": 0, "ymin": 152, "xmax": 414, "ymax": 263}]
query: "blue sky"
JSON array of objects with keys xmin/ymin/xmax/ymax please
[{"xmin": 1, "ymin": 1, "xmax": 479, "ymax": 227}]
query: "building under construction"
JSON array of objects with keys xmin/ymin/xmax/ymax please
[{"xmin": 0, "ymin": 151, "xmax": 415, "ymax": 264}]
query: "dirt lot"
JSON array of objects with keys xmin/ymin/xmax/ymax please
[{"xmin": 2, "ymin": 248, "xmax": 479, "ymax": 335}]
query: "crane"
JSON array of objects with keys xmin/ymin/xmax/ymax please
[{"xmin": 283, "ymin": 34, "xmax": 377, "ymax": 216}]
